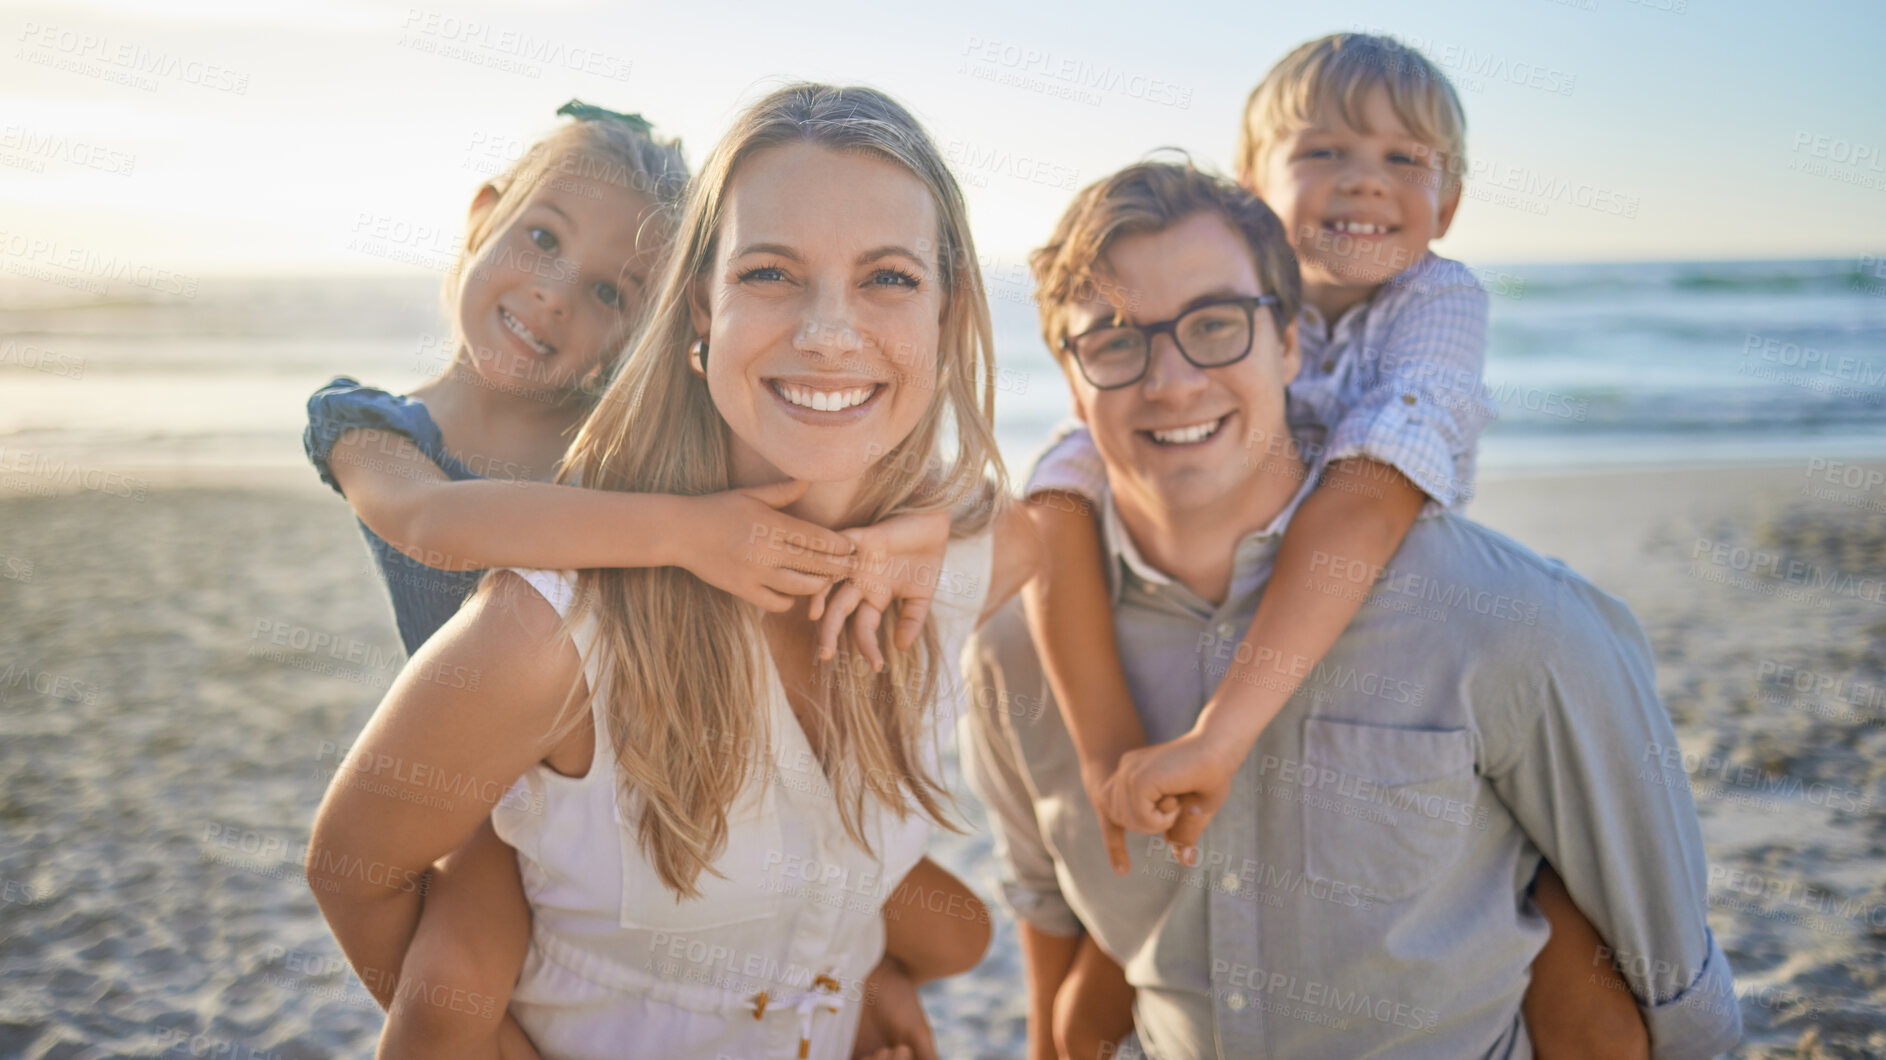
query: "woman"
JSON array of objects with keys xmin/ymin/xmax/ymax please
[{"xmin": 307, "ymin": 83, "xmax": 1039, "ymax": 1059}]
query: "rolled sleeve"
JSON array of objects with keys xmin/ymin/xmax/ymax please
[
  {"xmin": 1485, "ymin": 576, "xmax": 1742, "ymax": 1059},
  {"xmin": 1023, "ymin": 421, "xmax": 1108, "ymax": 505},
  {"xmin": 1324, "ymin": 279, "xmax": 1493, "ymax": 509},
  {"xmin": 958, "ymin": 608, "xmax": 1082, "ymax": 938}
]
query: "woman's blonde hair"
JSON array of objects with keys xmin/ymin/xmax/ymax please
[
  {"xmin": 1235, "ymin": 33, "xmax": 1468, "ymax": 188},
  {"xmin": 545, "ymin": 83, "xmax": 1004, "ymax": 897},
  {"xmin": 443, "ymin": 108, "xmax": 690, "ymax": 396}
]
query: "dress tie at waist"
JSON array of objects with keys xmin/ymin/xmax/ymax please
[{"xmin": 748, "ymin": 971, "xmax": 844, "ymax": 1059}]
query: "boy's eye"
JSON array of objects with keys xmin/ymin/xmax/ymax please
[
  {"xmin": 528, "ymin": 227, "xmax": 559, "ymax": 253},
  {"xmin": 1298, "ymin": 148, "xmax": 1335, "ymax": 161},
  {"xmin": 738, "ymin": 265, "xmax": 785, "ymax": 283},
  {"xmin": 870, "ymin": 267, "xmax": 920, "ymax": 289},
  {"xmin": 593, "ymin": 282, "xmax": 622, "ymax": 309}
]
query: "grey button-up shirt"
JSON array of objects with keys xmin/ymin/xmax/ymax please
[{"xmin": 960, "ymin": 485, "xmax": 1741, "ymax": 1059}]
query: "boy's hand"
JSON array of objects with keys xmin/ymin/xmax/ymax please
[
  {"xmin": 811, "ymin": 510, "xmax": 951, "ymax": 669},
  {"xmin": 852, "ymin": 955, "xmax": 938, "ymax": 1060},
  {"xmin": 673, "ymin": 480, "xmax": 858, "ymax": 612},
  {"xmin": 1078, "ymin": 746, "xmax": 1166, "ymax": 877},
  {"xmin": 1102, "ymin": 730, "xmax": 1240, "ymax": 867}
]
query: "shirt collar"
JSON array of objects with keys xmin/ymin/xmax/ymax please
[
  {"xmin": 1098, "ymin": 445, "xmax": 1325, "ymax": 608},
  {"xmin": 1300, "ymin": 250, "xmax": 1442, "ymax": 343}
]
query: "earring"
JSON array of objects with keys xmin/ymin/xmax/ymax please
[{"xmin": 687, "ymin": 339, "xmax": 708, "ymax": 376}]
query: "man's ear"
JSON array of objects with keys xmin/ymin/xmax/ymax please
[
  {"xmin": 1434, "ymin": 179, "xmax": 1462, "ymax": 240},
  {"xmin": 1277, "ymin": 319, "xmax": 1301, "ymax": 387},
  {"xmin": 1054, "ymin": 354, "xmax": 1090, "ymax": 426},
  {"xmin": 468, "ymin": 183, "xmax": 501, "ymax": 231}
]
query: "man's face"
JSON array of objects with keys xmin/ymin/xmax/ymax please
[
  {"xmin": 1253, "ymin": 84, "xmax": 1459, "ymax": 295},
  {"xmin": 1063, "ymin": 210, "xmax": 1300, "ymax": 521}
]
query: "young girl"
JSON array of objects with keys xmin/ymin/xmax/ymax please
[{"xmin": 303, "ymin": 101, "xmax": 987, "ymax": 1059}]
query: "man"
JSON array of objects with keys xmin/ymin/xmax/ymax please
[{"xmin": 961, "ymin": 162, "xmax": 1741, "ymax": 1059}]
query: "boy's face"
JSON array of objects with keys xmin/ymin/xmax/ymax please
[
  {"xmin": 1252, "ymin": 84, "xmax": 1460, "ymax": 301},
  {"xmin": 1062, "ymin": 210, "xmax": 1300, "ymax": 522}
]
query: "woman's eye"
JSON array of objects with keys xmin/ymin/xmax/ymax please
[
  {"xmin": 528, "ymin": 227, "xmax": 558, "ymax": 253},
  {"xmin": 593, "ymin": 282, "xmax": 622, "ymax": 309},
  {"xmin": 738, "ymin": 265, "xmax": 785, "ymax": 283},
  {"xmin": 870, "ymin": 268, "xmax": 920, "ymax": 289}
]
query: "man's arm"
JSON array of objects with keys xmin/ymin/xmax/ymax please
[{"xmin": 1484, "ymin": 578, "xmax": 1741, "ymax": 1060}]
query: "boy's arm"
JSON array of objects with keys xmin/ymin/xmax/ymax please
[
  {"xmin": 1524, "ymin": 863, "xmax": 1649, "ymax": 1060},
  {"xmin": 1107, "ymin": 460, "xmax": 1425, "ymax": 850},
  {"xmin": 1021, "ymin": 494, "xmax": 1148, "ymax": 873},
  {"xmin": 327, "ymin": 427, "xmax": 854, "ymax": 608}
]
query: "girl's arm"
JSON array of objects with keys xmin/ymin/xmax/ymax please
[
  {"xmin": 306, "ymin": 571, "xmax": 579, "ymax": 1017},
  {"xmin": 327, "ymin": 426, "xmax": 856, "ymax": 609},
  {"xmin": 1106, "ymin": 458, "xmax": 1426, "ymax": 850},
  {"xmin": 1020, "ymin": 494, "xmax": 1148, "ymax": 875}
]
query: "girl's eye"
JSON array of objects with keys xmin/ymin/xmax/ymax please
[
  {"xmin": 738, "ymin": 265, "xmax": 785, "ymax": 283},
  {"xmin": 870, "ymin": 268, "xmax": 920, "ymax": 289},
  {"xmin": 529, "ymin": 227, "xmax": 559, "ymax": 253},
  {"xmin": 593, "ymin": 282, "xmax": 623, "ymax": 309}
]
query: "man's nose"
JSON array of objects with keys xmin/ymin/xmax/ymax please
[{"xmin": 1141, "ymin": 332, "xmax": 1209, "ymax": 402}]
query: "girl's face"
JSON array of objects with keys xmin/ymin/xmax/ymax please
[
  {"xmin": 457, "ymin": 174, "xmax": 661, "ymax": 398},
  {"xmin": 691, "ymin": 141, "xmax": 945, "ymax": 486}
]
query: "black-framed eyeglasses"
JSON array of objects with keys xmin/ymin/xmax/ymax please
[{"xmin": 1062, "ymin": 295, "xmax": 1281, "ymax": 390}]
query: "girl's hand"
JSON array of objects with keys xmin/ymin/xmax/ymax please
[
  {"xmin": 673, "ymin": 480, "xmax": 859, "ymax": 612},
  {"xmin": 851, "ymin": 956, "xmax": 938, "ymax": 1060},
  {"xmin": 810, "ymin": 510, "xmax": 952, "ymax": 669}
]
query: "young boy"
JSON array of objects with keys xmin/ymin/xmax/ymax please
[{"xmin": 1023, "ymin": 33, "xmax": 1651, "ymax": 1059}]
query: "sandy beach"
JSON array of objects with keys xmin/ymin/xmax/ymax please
[{"xmin": 1, "ymin": 460, "xmax": 1883, "ymax": 1058}]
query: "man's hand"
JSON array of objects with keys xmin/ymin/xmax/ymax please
[
  {"xmin": 671, "ymin": 480, "xmax": 858, "ymax": 612},
  {"xmin": 811, "ymin": 509, "xmax": 952, "ymax": 669},
  {"xmin": 852, "ymin": 955, "xmax": 938, "ymax": 1060},
  {"xmin": 1102, "ymin": 729, "xmax": 1240, "ymax": 866}
]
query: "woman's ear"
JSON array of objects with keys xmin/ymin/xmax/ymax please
[{"xmin": 687, "ymin": 274, "xmax": 711, "ymax": 340}]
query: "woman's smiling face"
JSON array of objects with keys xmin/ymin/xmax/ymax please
[{"xmin": 691, "ymin": 141, "xmax": 944, "ymax": 486}]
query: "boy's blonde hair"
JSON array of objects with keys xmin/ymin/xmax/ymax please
[
  {"xmin": 1031, "ymin": 160, "xmax": 1301, "ymax": 366},
  {"xmin": 1235, "ymin": 33, "xmax": 1467, "ymax": 188},
  {"xmin": 540, "ymin": 83, "xmax": 1004, "ymax": 898}
]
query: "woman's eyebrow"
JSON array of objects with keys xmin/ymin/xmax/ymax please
[
  {"xmin": 731, "ymin": 242, "xmax": 802, "ymax": 262},
  {"xmin": 857, "ymin": 245, "xmax": 927, "ymax": 269}
]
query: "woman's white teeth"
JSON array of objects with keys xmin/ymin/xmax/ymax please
[
  {"xmin": 1150, "ymin": 417, "xmax": 1224, "ymax": 445},
  {"xmin": 501, "ymin": 308, "xmax": 553, "ymax": 354},
  {"xmin": 1327, "ymin": 220, "xmax": 1389, "ymax": 235},
  {"xmin": 776, "ymin": 382, "xmax": 875, "ymax": 412}
]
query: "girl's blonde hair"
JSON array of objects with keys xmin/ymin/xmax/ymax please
[
  {"xmin": 1235, "ymin": 33, "xmax": 1468, "ymax": 188},
  {"xmin": 546, "ymin": 83, "xmax": 1005, "ymax": 897},
  {"xmin": 443, "ymin": 108, "xmax": 690, "ymax": 394}
]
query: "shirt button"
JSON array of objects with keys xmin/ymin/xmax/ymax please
[
  {"xmin": 1215, "ymin": 622, "xmax": 1234, "ymax": 638},
  {"xmin": 1220, "ymin": 872, "xmax": 1241, "ymax": 892},
  {"xmin": 1226, "ymin": 991, "xmax": 1247, "ymax": 1011},
  {"xmin": 1402, "ymin": 392, "xmax": 1418, "ymax": 406}
]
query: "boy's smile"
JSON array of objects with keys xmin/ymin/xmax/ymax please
[{"xmin": 1253, "ymin": 84, "xmax": 1460, "ymax": 321}]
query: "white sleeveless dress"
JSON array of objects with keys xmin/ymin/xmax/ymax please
[{"xmin": 491, "ymin": 531, "xmax": 994, "ymax": 1060}]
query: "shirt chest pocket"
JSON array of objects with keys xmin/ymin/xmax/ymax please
[
  {"xmin": 613, "ymin": 781, "xmax": 786, "ymax": 933},
  {"xmin": 1299, "ymin": 718, "xmax": 1478, "ymax": 903}
]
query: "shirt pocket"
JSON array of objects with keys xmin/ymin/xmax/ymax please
[
  {"xmin": 1300, "ymin": 717, "xmax": 1477, "ymax": 903},
  {"xmin": 614, "ymin": 780, "xmax": 786, "ymax": 933}
]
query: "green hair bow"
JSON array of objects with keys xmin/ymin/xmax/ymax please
[{"xmin": 556, "ymin": 99, "xmax": 652, "ymax": 135}]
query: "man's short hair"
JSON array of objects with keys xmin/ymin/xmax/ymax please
[
  {"xmin": 1029, "ymin": 160, "xmax": 1302, "ymax": 365},
  {"xmin": 1235, "ymin": 32, "xmax": 1468, "ymax": 188}
]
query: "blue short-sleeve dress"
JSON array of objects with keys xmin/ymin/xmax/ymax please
[{"xmin": 303, "ymin": 376, "xmax": 486, "ymax": 655}]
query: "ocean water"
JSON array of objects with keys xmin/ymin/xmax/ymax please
[{"xmin": 2, "ymin": 258, "xmax": 1883, "ymax": 481}]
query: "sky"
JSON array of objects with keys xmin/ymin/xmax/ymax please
[{"xmin": 3, "ymin": 0, "xmax": 1884, "ymax": 278}]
